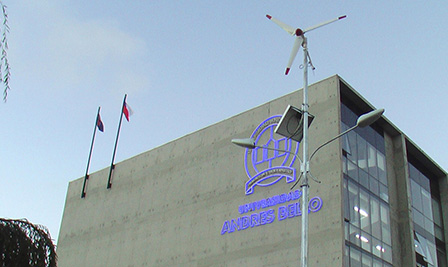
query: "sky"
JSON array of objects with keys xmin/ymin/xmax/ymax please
[{"xmin": 1, "ymin": 1, "xmax": 447, "ymax": 244}]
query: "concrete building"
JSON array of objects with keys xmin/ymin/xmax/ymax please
[{"xmin": 57, "ymin": 75, "xmax": 447, "ymax": 267}]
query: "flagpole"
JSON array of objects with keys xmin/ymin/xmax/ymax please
[
  {"xmin": 107, "ymin": 94, "xmax": 127, "ymax": 189},
  {"xmin": 81, "ymin": 106, "xmax": 101, "ymax": 198}
]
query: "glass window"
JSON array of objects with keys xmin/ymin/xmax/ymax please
[
  {"xmin": 377, "ymin": 152, "xmax": 387, "ymax": 185},
  {"xmin": 341, "ymin": 103, "xmax": 357, "ymax": 126},
  {"xmin": 348, "ymin": 160, "xmax": 359, "ymax": 182},
  {"xmin": 369, "ymin": 177, "xmax": 379, "ymax": 196},
  {"xmin": 372, "ymin": 237, "xmax": 383, "ymax": 258},
  {"xmin": 371, "ymin": 197, "xmax": 381, "ymax": 239},
  {"xmin": 375, "ymin": 130, "xmax": 385, "ymax": 154},
  {"xmin": 380, "ymin": 203, "xmax": 391, "ymax": 245},
  {"xmin": 367, "ymin": 143, "xmax": 378, "ymax": 177},
  {"xmin": 432, "ymin": 198, "xmax": 443, "ymax": 227},
  {"xmin": 427, "ymin": 240, "xmax": 437, "ymax": 267},
  {"xmin": 347, "ymin": 130, "xmax": 358, "ymax": 163},
  {"xmin": 372, "ymin": 258, "xmax": 382, "ymax": 267},
  {"xmin": 343, "ymin": 156, "xmax": 348, "ymax": 175},
  {"xmin": 414, "ymin": 236, "xmax": 426, "ymax": 257},
  {"xmin": 360, "ymin": 232, "xmax": 372, "ymax": 253},
  {"xmin": 350, "ymin": 248, "xmax": 362, "ymax": 267},
  {"xmin": 345, "ymin": 245, "xmax": 350, "ymax": 267},
  {"xmin": 408, "ymin": 163, "xmax": 419, "ymax": 181},
  {"xmin": 342, "ymin": 124, "xmax": 352, "ymax": 155},
  {"xmin": 358, "ymin": 138, "xmax": 368, "ymax": 172},
  {"xmin": 359, "ymin": 169, "xmax": 369, "ymax": 189},
  {"xmin": 344, "ymin": 179, "xmax": 350, "ymax": 220},
  {"xmin": 362, "ymin": 253, "xmax": 372, "ymax": 267},
  {"xmin": 350, "ymin": 225, "xmax": 361, "ymax": 247},
  {"xmin": 412, "ymin": 208, "xmax": 425, "ymax": 229},
  {"xmin": 408, "ymin": 161, "xmax": 445, "ymax": 266},
  {"xmin": 382, "ymin": 244, "xmax": 392, "ymax": 263},
  {"xmin": 379, "ymin": 183, "xmax": 389, "ymax": 202},
  {"xmin": 345, "ymin": 221, "xmax": 350, "ymax": 240},
  {"xmin": 411, "ymin": 179, "xmax": 423, "ymax": 211},
  {"xmin": 360, "ymin": 189, "xmax": 371, "ymax": 234},
  {"xmin": 349, "ymin": 181, "xmax": 360, "ymax": 227},
  {"xmin": 420, "ymin": 172, "xmax": 430, "ymax": 192},
  {"xmin": 341, "ymin": 102, "xmax": 391, "ymax": 265},
  {"xmin": 421, "ymin": 189, "xmax": 432, "ymax": 219},
  {"xmin": 424, "ymin": 217, "xmax": 435, "ymax": 236},
  {"xmin": 437, "ymin": 249, "xmax": 447, "ymax": 267},
  {"xmin": 416, "ymin": 232, "xmax": 436, "ymax": 266},
  {"xmin": 435, "ymin": 225, "xmax": 445, "ymax": 242}
]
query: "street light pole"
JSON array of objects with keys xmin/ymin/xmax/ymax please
[{"xmin": 300, "ymin": 37, "xmax": 310, "ymax": 267}]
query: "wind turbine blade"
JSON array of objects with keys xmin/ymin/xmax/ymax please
[
  {"xmin": 285, "ymin": 36, "xmax": 303, "ymax": 75},
  {"xmin": 266, "ymin": 14, "xmax": 296, "ymax": 36},
  {"xmin": 304, "ymin": 15, "xmax": 346, "ymax": 33}
]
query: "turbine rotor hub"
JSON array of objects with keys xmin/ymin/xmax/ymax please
[{"xmin": 295, "ymin": 28, "xmax": 304, "ymax": 36}]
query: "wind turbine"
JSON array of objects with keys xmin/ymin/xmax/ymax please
[
  {"xmin": 266, "ymin": 14, "xmax": 346, "ymax": 75},
  {"xmin": 266, "ymin": 13, "xmax": 346, "ymax": 267}
]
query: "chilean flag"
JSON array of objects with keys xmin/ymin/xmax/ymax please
[
  {"xmin": 123, "ymin": 102, "xmax": 133, "ymax": 122},
  {"xmin": 97, "ymin": 113, "xmax": 104, "ymax": 132}
]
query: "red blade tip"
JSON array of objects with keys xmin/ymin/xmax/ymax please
[
  {"xmin": 266, "ymin": 14, "xmax": 272, "ymax": 19},
  {"xmin": 339, "ymin": 15, "xmax": 347, "ymax": 20},
  {"xmin": 285, "ymin": 68, "xmax": 290, "ymax": 75}
]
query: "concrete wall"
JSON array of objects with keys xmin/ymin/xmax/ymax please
[
  {"xmin": 386, "ymin": 134, "xmax": 416, "ymax": 266},
  {"xmin": 57, "ymin": 76, "xmax": 345, "ymax": 266}
]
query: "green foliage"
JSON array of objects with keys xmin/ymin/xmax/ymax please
[
  {"xmin": 0, "ymin": 1, "xmax": 9, "ymax": 102},
  {"xmin": 0, "ymin": 218, "xmax": 57, "ymax": 267}
]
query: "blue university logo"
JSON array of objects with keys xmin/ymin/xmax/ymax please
[{"xmin": 244, "ymin": 115, "xmax": 299, "ymax": 195}]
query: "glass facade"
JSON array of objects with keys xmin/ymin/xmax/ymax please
[
  {"xmin": 409, "ymin": 161, "xmax": 446, "ymax": 267},
  {"xmin": 341, "ymin": 102, "xmax": 393, "ymax": 267}
]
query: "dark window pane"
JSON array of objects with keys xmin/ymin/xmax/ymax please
[
  {"xmin": 350, "ymin": 225, "xmax": 361, "ymax": 247},
  {"xmin": 372, "ymin": 237, "xmax": 383, "ymax": 258},
  {"xmin": 362, "ymin": 252, "xmax": 372, "ymax": 267},
  {"xmin": 350, "ymin": 247, "xmax": 362, "ymax": 267},
  {"xmin": 345, "ymin": 245, "xmax": 350, "ymax": 267},
  {"xmin": 343, "ymin": 156, "xmax": 348, "ymax": 175},
  {"xmin": 348, "ymin": 160, "xmax": 359, "ymax": 182},
  {"xmin": 412, "ymin": 208, "xmax": 425, "ymax": 229},
  {"xmin": 371, "ymin": 197, "xmax": 381, "ymax": 239},
  {"xmin": 432, "ymin": 198, "xmax": 443, "ymax": 227},
  {"xmin": 372, "ymin": 258, "xmax": 382, "ymax": 267},
  {"xmin": 375, "ymin": 131, "xmax": 385, "ymax": 154},
  {"xmin": 369, "ymin": 177, "xmax": 379, "ymax": 196},
  {"xmin": 421, "ymin": 189, "xmax": 432, "ymax": 219},
  {"xmin": 377, "ymin": 152, "xmax": 387, "ymax": 185},
  {"xmin": 359, "ymin": 169, "xmax": 369, "ymax": 189},
  {"xmin": 347, "ymin": 130, "xmax": 358, "ymax": 163},
  {"xmin": 381, "ymin": 203, "xmax": 391, "ymax": 245},
  {"xmin": 409, "ymin": 163, "xmax": 419, "ymax": 181},
  {"xmin": 411, "ymin": 179, "xmax": 423, "ymax": 211},
  {"xmin": 358, "ymin": 138, "xmax": 368, "ymax": 172},
  {"xmin": 361, "ymin": 231, "xmax": 372, "ymax": 253},
  {"xmin": 379, "ymin": 183, "xmax": 389, "ymax": 203},
  {"xmin": 383, "ymin": 244, "xmax": 392, "ymax": 263},
  {"xmin": 349, "ymin": 181, "xmax": 360, "ymax": 227},
  {"xmin": 360, "ymin": 189, "xmax": 371, "ymax": 234},
  {"xmin": 367, "ymin": 143, "xmax": 378, "ymax": 178}
]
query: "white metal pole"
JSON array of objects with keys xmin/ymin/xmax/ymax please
[{"xmin": 300, "ymin": 37, "xmax": 310, "ymax": 267}]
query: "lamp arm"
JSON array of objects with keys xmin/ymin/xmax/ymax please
[{"xmin": 309, "ymin": 125, "xmax": 357, "ymax": 161}]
